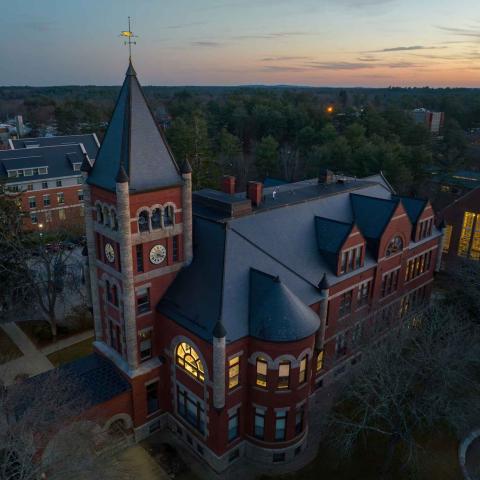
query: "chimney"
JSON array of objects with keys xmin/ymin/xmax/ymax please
[
  {"xmin": 247, "ymin": 181, "xmax": 263, "ymax": 207},
  {"xmin": 221, "ymin": 175, "xmax": 236, "ymax": 195},
  {"xmin": 318, "ymin": 168, "xmax": 335, "ymax": 184}
]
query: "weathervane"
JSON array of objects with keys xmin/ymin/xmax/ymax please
[{"xmin": 120, "ymin": 16, "xmax": 138, "ymax": 59}]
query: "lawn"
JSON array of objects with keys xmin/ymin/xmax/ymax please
[
  {"xmin": 0, "ymin": 328, "xmax": 23, "ymax": 364},
  {"xmin": 47, "ymin": 337, "xmax": 94, "ymax": 367},
  {"xmin": 264, "ymin": 430, "xmax": 462, "ymax": 480}
]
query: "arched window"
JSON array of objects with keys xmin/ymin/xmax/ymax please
[
  {"xmin": 164, "ymin": 205, "xmax": 174, "ymax": 227},
  {"xmin": 111, "ymin": 210, "xmax": 118, "ymax": 231},
  {"xmin": 103, "ymin": 207, "xmax": 111, "ymax": 228},
  {"xmin": 151, "ymin": 208, "xmax": 162, "ymax": 229},
  {"xmin": 386, "ymin": 236, "xmax": 403, "ymax": 257},
  {"xmin": 96, "ymin": 204, "xmax": 104, "ymax": 224},
  {"xmin": 138, "ymin": 210, "xmax": 150, "ymax": 233},
  {"xmin": 176, "ymin": 342, "xmax": 205, "ymax": 382}
]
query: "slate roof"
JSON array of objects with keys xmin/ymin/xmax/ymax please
[
  {"xmin": 10, "ymin": 134, "xmax": 99, "ymax": 160},
  {"xmin": 315, "ymin": 217, "xmax": 352, "ymax": 253},
  {"xmin": 392, "ymin": 195, "xmax": 427, "ymax": 225},
  {"xmin": 87, "ymin": 61, "xmax": 182, "ymax": 192},
  {"xmin": 0, "ymin": 144, "xmax": 86, "ymax": 183},
  {"xmin": 249, "ymin": 268, "xmax": 319, "ymax": 342},
  {"xmin": 158, "ymin": 176, "xmax": 409, "ymax": 343}
]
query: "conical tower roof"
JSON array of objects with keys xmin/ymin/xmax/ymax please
[{"xmin": 88, "ymin": 60, "xmax": 182, "ymax": 192}]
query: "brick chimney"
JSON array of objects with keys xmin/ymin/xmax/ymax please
[
  {"xmin": 247, "ymin": 181, "xmax": 263, "ymax": 207},
  {"xmin": 221, "ymin": 175, "xmax": 236, "ymax": 195}
]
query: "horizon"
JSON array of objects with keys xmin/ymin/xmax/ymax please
[{"xmin": 2, "ymin": 0, "xmax": 480, "ymax": 88}]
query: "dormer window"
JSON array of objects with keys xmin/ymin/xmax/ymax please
[
  {"xmin": 386, "ymin": 236, "xmax": 403, "ymax": 257},
  {"xmin": 340, "ymin": 245, "xmax": 363, "ymax": 274},
  {"xmin": 418, "ymin": 218, "xmax": 433, "ymax": 241},
  {"xmin": 73, "ymin": 163, "xmax": 81, "ymax": 172}
]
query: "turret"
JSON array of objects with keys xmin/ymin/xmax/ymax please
[
  {"xmin": 212, "ymin": 320, "xmax": 227, "ymax": 410},
  {"xmin": 315, "ymin": 273, "xmax": 330, "ymax": 350},
  {"xmin": 181, "ymin": 158, "xmax": 193, "ymax": 265}
]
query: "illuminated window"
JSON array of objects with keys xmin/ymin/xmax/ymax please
[
  {"xmin": 176, "ymin": 342, "xmax": 205, "ymax": 382},
  {"xmin": 458, "ymin": 212, "xmax": 476, "ymax": 257},
  {"xmin": 471, "ymin": 215, "xmax": 480, "ymax": 261},
  {"xmin": 228, "ymin": 356, "xmax": 240, "ymax": 389},
  {"xmin": 316, "ymin": 350, "xmax": 324, "ymax": 372},
  {"xmin": 443, "ymin": 225, "xmax": 452, "ymax": 253},
  {"xmin": 386, "ymin": 236, "xmax": 403, "ymax": 257},
  {"xmin": 277, "ymin": 362, "xmax": 290, "ymax": 389},
  {"xmin": 299, "ymin": 356, "xmax": 307, "ymax": 384},
  {"xmin": 256, "ymin": 357, "xmax": 268, "ymax": 388}
]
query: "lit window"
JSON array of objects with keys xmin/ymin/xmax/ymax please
[
  {"xmin": 58, "ymin": 208, "xmax": 66, "ymax": 220},
  {"xmin": 458, "ymin": 212, "xmax": 476, "ymax": 257},
  {"xmin": 443, "ymin": 225, "xmax": 452, "ymax": 253},
  {"xmin": 256, "ymin": 357, "xmax": 268, "ymax": 388},
  {"xmin": 299, "ymin": 356, "xmax": 307, "ymax": 384},
  {"xmin": 277, "ymin": 362, "xmax": 290, "ymax": 389},
  {"xmin": 176, "ymin": 342, "xmax": 205, "ymax": 382},
  {"xmin": 470, "ymin": 215, "xmax": 480, "ymax": 261},
  {"xmin": 45, "ymin": 211, "xmax": 52, "ymax": 223},
  {"xmin": 57, "ymin": 192, "xmax": 64, "ymax": 204},
  {"xmin": 228, "ymin": 356, "xmax": 240, "ymax": 389},
  {"xmin": 386, "ymin": 236, "xmax": 403, "ymax": 257},
  {"xmin": 316, "ymin": 350, "xmax": 324, "ymax": 372},
  {"xmin": 137, "ymin": 288, "xmax": 150, "ymax": 314},
  {"xmin": 139, "ymin": 330, "xmax": 152, "ymax": 360},
  {"xmin": 275, "ymin": 411, "xmax": 287, "ymax": 441}
]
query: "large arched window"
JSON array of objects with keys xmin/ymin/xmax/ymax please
[
  {"xmin": 164, "ymin": 205, "xmax": 174, "ymax": 227},
  {"xmin": 151, "ymin": 208, "xmax": 162, "ymax": 230},
  {"xmin": 386, "ymin": 236, "xmax": 403, "ymax": 257},
  {"xmin": 138, "ymin": 210, "xmax": 150, "ymax": 232},
  {"xmin": 176, "ymin": 342, "xmax": 205, "ymax": 382}
]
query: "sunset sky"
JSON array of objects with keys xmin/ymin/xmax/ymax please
[{"xmin": 2, "ymin": 0, "xmax": 480, "ymax": 87}]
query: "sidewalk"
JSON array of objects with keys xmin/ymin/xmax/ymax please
[{"xmin": 41, "ymin": 329, "xmax": 94, "ymax": 355}]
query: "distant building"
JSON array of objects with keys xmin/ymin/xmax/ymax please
[
  {"xmin": 0, "ymin": 134, "xmax": 99, "ymax": 230},
  {"xmin": 411, "ymin": 108, "xmax": 445, "ymax": 134}
]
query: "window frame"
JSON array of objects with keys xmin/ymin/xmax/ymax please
[
  {"xmin": 256, "ymin": 357, "xmax": 268, "ymax": 388},
  {"xmin": 176, "ymin": 342, "xmax": 205, "ymax": 383},
  {"xmin": 228, "ymin": 355, "xmax": 240, "ymax": 389},
  {"xmin": 277, "ymin": 361, "xmax": 290, "ymax": 390}
]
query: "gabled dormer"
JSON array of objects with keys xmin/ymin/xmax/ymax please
[
  {"xmin": 315, "ymin": 217, "xmax": 366, "ymax": 276},
  {"xmin": 392, "ymin": 195, "xmax": 433, "ymax": 242}
]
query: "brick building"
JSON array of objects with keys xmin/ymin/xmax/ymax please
[
  {"xmin": 71, "ymin": 61, "xmax": 444, "ymax": 472},
  {"xmin": 0, "ymin": 134, "xmax": 99, "ymax": 231}
]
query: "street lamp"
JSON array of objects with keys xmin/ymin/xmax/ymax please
[{"xmin": 38, "ymin": 222, "xmax": 44, "ymax": 240}]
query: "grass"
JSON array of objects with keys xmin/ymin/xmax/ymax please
[
  {"xmin": 0, "ymin": 328, "xmax": 23, "ymax": 364},
  {"xmin": 264, "ymin": 430, "xmax": 462, "ymax": 480},
  {"xmin": 47, "ymin": 336, "xmax": 94, "ymax": 367}
]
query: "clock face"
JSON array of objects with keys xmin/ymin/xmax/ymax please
[
  {"xmin": 104, "ymin": 243, "xmax": 115, "ymax": 263},
  {"xmin": 149, "ymin": 244, "xmax": 166, "ymax": 265}
]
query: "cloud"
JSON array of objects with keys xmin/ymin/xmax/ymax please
[
  {"xmin": 261, "ymin": 55, "xmax": 312, "ymax": 61},
  {"xmin": 262, "ymin": 65, "xmax": 309, "ymax": 72},
  {"xmin": 437, "ymin": 26, "xmax": 480, "ymax": 38},
  {"xmin": 305, "ymin": 61, "xmax": 376, "ymax": 70},
  {"xmin": 356, "ymin": 55, "xmax": 380, "ymax": 62},
  {"xmin": 232, "ymin": 31, "xmax": 310, "ymax": 40},
  {"xmin": 369, "ymin": 45, "xmax": 446, "ymax": 53},
  {"xmin": 190, "ymin": 41, "xmax": 224, "ymax": 47}
]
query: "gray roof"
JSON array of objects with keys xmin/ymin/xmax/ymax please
[
  {"xmin": 159, "ymin": 176, "xmax": 398, "ymax": 343},
  {"xmin": 0, "ymin": 144, "xmax": 86, "ymax": 183},
  {"xmin": 87, "ymin": 61, "xmax": 182, "ymax": 192},
  {"xmin": 11, "ymin": 134, "xmax": 99, "ymax": 160}
]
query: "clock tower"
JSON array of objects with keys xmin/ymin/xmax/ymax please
[{"xmin": 82, "ymin": 60, "xmax": 193, "ymax": 383}]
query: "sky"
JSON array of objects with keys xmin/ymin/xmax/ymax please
[{"xmin": 1, "ymin": 0, "xmax": 480, "ymax": 87}]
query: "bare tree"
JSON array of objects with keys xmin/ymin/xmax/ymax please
[
  {"xmin": 326, "ymin": 304, "xmax": 480, "ymax": 477},
  {"xmin": 0, "ymin": 368, "xmax": 130, "ymax": 480}
]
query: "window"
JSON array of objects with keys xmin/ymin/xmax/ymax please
[
  {"xmin": 77, "ymin": 190, "xmax": 84, "ymax": 201},
  {"xmin": 27, "ymin": 184, "xmax": 33, "ymax": 191},
  {"xmin": 73, "ymin": 163, "xmax": 81, "ymax": 171},
  {"xmin": 43, "ymin": 194, "xmax": 50, "ymax": 207},
  {"xmin": 418, "ymin": 218, "xmax": 433, "ymax": 240},
  {"xmin": 137, "ymin": 288, "xmax": 151, "ymax": 314},
  {"xmin": 275, "ymin": 411, "xmax": 287, "ymax": 441},
  {"xmin": 58, "ymin": 208, "xmax": 66, "ymax": 220},
  {"xmin": 24, "ymin": 169, "xmax": 33, "ymax": 177},
  {"xmin": 351, "ymin": 323, "xmax": 363, "ymax": 346},
  {"xmin": 111, "ymin": 284, "xmax": 118, "ymax": 306},
  {"xmin": 56, "ymin": 180, "xmax": 62, "ymax": 187},
  {"xmin": 295, "ymin": 407, "xmax": 305, "ymax": 435},
  {"xmin": 340, "ymin": 245, "xmax": 363, "ymax": 274},
  {"xmin": 28, "ymin": 197, "xmax": 36, "ymax": 209},
  {"xmin": 136, "ymin": 244, "xmax": 144, "ymax": 273},
  {"xmin": 254, "ymin": 408, "xmax": 265, "ymax": 439},
  {"xmin": 45, "ymin": 211, "xmax": 52, "ymax": 223},
  {"xmin": 339, "ymin": 290, "xmax": 353, "ymax": 317},
  {"xmin": 38, "ymin": 167, "xmax": 48, "ymax": 175},
  {"xmin": 316, "ymin": 350, "xmax": 324, "ymax": 372},
  {"xmin": 96, "ymin": 204, "xmax": 103, "ymax": 223},
  {"xmin": 177, "ymin": 387, "xmax": 205, "ymax": 433},
  {"xmin": 228, "ymin": 356, "xmax": 240, "ymax": 389},
  {"xmin": 173, "ymin": 235, "xmax": 179, "ymax": 262},
  {"xmin": 381, "ymin": 269, "xmax": 399, "ymax": 297},
  {"xmin": 42, "ymin": 181, "xmax": 48, "ymax": 189},
  {"xmin": 30, "ymin": 213, "xmax": 38, "ymax": 224},
  {"xmin": 386, "ymin": 236, "xmax": 403, "ymax": 257},
  {"xmin": 138, "ymin": 210, "xmax": 150, "ymax": 232},
  {"xmin": 357, "ymin": 280, "xmax": 371, "ymax": 307},
  {"xmin": 164, "ymin": 205, "xmax": 174, "ymax": 227},
  {"xmin": 103, "ymin": 207, "xmax": 111, "ymax": 228},
  {"xmin": 76, "ymin": 177, "xmax": 83, "ymax": 185},
  {"xmin": 228, "ymin": 409, "xmax": 239, "ymax": 441},
  {"xmin": 139, "ymin": 330, "xmax": 152, "ymax": 360},
  {"xmin": 146, "ymin": 382, "xmax": 159, "ymax": 414},
  {"xmin": 335, "ymin": 333, "xmax": 347, "ymax": 357},
  {"xmin": 176, "ymin": 342, "xmax": 205, "ymax": 382},
  {"xmin": 299, "ymin": 356, "xmax": 307, "ymax": 384},
  {"xmin": 471, "ymin": 217, "xmax": 480, "ymax": 260},
  {"xmin": 7, "ymin": 170, "xmax": 17, "ymax": 178},
  {"xmin": 405, "ymin": 252, "xmax": 432, "ymax": 282},
  {"xmin": 111, "ymin": 210, "xmax": 118, "ymax": 230},
  {"xmin": 256, "ymin": 357, "xmax": 268, "ymax": 388},
  {"xmin": 277, "ymin": 362, "xmax": 290, "ymax": 389},
  {"xmin": 443, "ymin": 225, "xmax": 452, "ymax": 253},
  {"xmin": 56, "ymin": 192, "xmax": 64, "ymax": 204},
  {"xmin": 151, "ymin": 208, "xmax": 162, "ymax": 229}
]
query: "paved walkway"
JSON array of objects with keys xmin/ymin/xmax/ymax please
[
  {"xmin": 41, "ymin": 329, "xmax": 94, "ymax": 355},
  {"xmin": 0, "ymin": 322, "xmax": 53, "ymax": 385}
]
